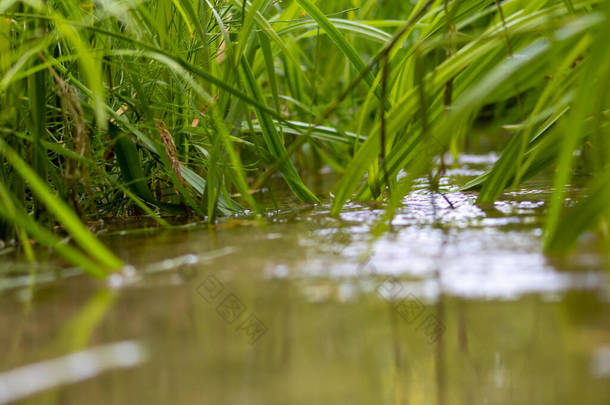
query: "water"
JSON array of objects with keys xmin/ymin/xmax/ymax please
[{"xmin": 0, "ymin": 155, "xmax": 609, "ymax": 404}]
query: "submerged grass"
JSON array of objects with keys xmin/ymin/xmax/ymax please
[{"xmin": 0, "ymin": 0, "xmax": 608, "ymax": 273}]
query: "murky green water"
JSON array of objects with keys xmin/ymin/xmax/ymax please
[{"xmin": 1, "ymin": 155, "xmax": 609, "ymax": 404}]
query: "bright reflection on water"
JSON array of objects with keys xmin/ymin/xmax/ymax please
[
  {"xmin": 0, "ymin": 154, "xmax": 609, "ymax": 404},
  {"xmin": 0, "ymin": 341, "xmax": 146, "ymax": 404}
]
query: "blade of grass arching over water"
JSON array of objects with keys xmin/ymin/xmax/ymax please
[
  {"xmin": 460, "ymin": 106, "xmax": 570, "ymax": 192},
  {"xmin": 544, "ymin": 4, "xmax": 610, "ymax": 249},
  {"xmin": 477, "ymin": 16, "xmax": 592, "ymax": 193},
  {"xmin": 467, "ymin": 32, "xmax": 587, "ymax": 199},
  {"xmin": 0, "ymin": 137, "xmax": 123, "ymax": 271}
]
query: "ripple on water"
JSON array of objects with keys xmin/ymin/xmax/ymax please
[{"xmin": 292, "ymin": 170, "xmax": 607, "ymax": 301}]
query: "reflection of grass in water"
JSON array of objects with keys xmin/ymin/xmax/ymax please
[
  {"xmin": 0, "ymin": 0, "xmax": 609, "ymax": 274},
  {"xmin": 11, "ymin": 289, "xmax": 117, "ymax": 405}
]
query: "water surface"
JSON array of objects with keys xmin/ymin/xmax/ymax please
[{"xmin": 1, "ymin": 155, "xmax": 609, "ymax": 404}]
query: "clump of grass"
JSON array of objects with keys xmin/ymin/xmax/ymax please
[{"xmin": 0, "ymin": 0, "xmax": 608, "ymax": 273}]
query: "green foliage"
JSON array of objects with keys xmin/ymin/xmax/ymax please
[{"xmin": 0, "ymin": 0, "xmax": 608, "ymax": 271}]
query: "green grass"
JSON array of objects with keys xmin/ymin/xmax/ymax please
[{"xmin": 0, "ymin": 0, "xmax": 609, "ymax": 273}]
